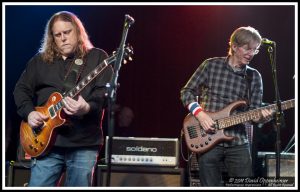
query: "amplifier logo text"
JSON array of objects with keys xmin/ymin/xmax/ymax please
[{"xmin": 126, "ymin": 146, "xmax": 158, "ymax": 153}]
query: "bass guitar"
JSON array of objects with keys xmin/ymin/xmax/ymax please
[{"xmin": 182, "ymin": 99, "xmax": 295, "ymax": 154}]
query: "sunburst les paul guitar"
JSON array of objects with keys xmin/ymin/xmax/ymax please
[
  {"xmin": 182, "ymin": 99, "xmax": 295, "ymax": 154},
  {"xmin": 20, "ymin": 46, "xmax": 133, "ymax": 157}
]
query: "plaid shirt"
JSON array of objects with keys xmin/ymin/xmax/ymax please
[{"xmin": 181, "ymin": 56, "xmax": 263, "ymax": 146}]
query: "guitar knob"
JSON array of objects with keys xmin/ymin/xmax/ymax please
[
  {"xmin": 200, "ymin": 144, "xmax": 203, "ymax": 147},
  {"xmin": 34, "ymin": 148, "xmax": 38, "ymax": 152},
  {"xmin": 40, "ymin": 142, "xmax": 44, "ymax": 147},
  {"xmin": 34, "ymin": 139, "xmax": 39, "ymax": 143},
  {"xmin": 191, "ymin": 144, "xmax": 194, "ymax": 148},
  {"xmin": 29, "ymin": 145, "xmax": 33, "ymax": 149},
  {"xmin": 195, "ymin": 145, "xmax": 199, "ymax": 149},
  {"xmin": 205, "ymin": 141, "xmax": 208, "ymax": 145},
  {"xmin": 208, "ymin": 137, "xmax": 211, "ymax": 141}
]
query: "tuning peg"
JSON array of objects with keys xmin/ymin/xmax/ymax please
[
  {"xmin": 123, "ymin": 60, "xmax": 127, "ymax": 64},
  {"xmin": 128, "ymin": 56, "xmax": 133, "ymax": 61}
]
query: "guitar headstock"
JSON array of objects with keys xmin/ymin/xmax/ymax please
[
  {"xmin": 123, "ymin": 44, "xmax": 134, "ymax": 64},
  {"xmin": 111, "ymin": 44, "xmax": 133, "ymax": 65}
]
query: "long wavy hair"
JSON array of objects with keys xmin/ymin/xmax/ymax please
[{"xmin": 39, "ymin": 11, "xmax": 94, "ymax": 63}]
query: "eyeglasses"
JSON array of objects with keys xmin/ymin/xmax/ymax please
[{"xmin": 239, "ymin": 46, "xmax": 260, "ymax": 55}]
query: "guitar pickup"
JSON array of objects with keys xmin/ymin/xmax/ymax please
[
  {"xmin": 213, "ymin": 121, "xmax": 219, "ymax": 129},
  {"xmin": 32, "ymin": 122, "xmax": 45, "ymax": 136}
]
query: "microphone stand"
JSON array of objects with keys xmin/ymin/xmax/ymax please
[
  {"xmin": 105, "ymin": 14, "xmax": 134, "ymax": 187},
  {"xmin": 266, "ymin": 42, "xmax": 284, "ymax": 178}
]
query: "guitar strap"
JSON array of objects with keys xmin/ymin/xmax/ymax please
[
  {"xmin": 61, "ymin": 58, "xmax": 86, "ymax": 127},
  {"xmin": 63, "ymin": 58, "xmax": 86, "ymax": 94},
  {"xmin": 244, "ymin": 67, "xmax": 253, "ymax": 108}
]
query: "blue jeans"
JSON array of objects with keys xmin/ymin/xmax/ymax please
[
  {"xmin": 28, "ymin": 146, "xmax": 100, "ymax": 187},
  {"xmin": 198, "ymin": 143, "xmax": 252, "ymax": 186}
]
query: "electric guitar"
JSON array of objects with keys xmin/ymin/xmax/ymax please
[
  {"xmin": 182, "ymin": 99, "xmax": 295, "ymax": 154},
  {"xmin": 20, "ymin": 45, "xmax": 133, "ymax": 157}
]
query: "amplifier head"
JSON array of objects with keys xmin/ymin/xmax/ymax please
[{"xmin": 105, "ymin": 136, "xmax": 179, "ymax": 167}]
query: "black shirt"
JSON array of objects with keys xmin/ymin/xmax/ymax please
[{"xmin": 14, "ymin": 48, "xmax": 114, "ymax": 147}]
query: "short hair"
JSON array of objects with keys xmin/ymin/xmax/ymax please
[{"xmin": 228, "ymin": 26, "xmax": 262, "ymax": 55}]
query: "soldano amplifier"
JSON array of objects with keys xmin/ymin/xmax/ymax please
[{"xmin": 105, "ymin": 136, "xmax": 179, "ymax": 167}]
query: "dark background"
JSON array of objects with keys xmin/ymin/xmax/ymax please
[{"xmin": 4, "ymin": 5, "xmax": 296, "ymax": 167}]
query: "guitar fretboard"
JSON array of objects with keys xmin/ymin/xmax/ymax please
[
  {"xmin": 53, "ymin": 55, "xmax": 116, "ymax": 113},
  {"xmin": 66, "ymin": 56, "xmax": 115, "ymax": 99},
  {"xmin": 217, "ymin": 99, "xmax": 295, "ymax": 129}
]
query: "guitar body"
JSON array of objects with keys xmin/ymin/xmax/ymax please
[
  {"xmin": 20, "ymin": 92, "xmax": 66, "ymax": 157},
  {"xmin": 182, "ymin": 100, "xmax": 247, "ymax": 154}
]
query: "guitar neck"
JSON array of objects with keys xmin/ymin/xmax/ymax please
[
  {"xmin": 217, "ymin": 99, "xmax": 295, "ymax": 129},
  {"xmin": 61, "ymin": 45, "xmax": 132, "ymax": 102},
  {"xmin": 52, "ymin": 55, "xmax": 116, "ymax": 112},
  {"xmin": 65, "ymin": 56, "xmax": 115, "ymax": 99}
]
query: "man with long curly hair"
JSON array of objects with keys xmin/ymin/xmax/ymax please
[{"xmin": 14, "ymin": 11, "xmax": 113, "ymax": 186}]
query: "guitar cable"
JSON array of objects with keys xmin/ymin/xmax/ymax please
[{"xmin": 179, "ymin": 129, "xmax": 193, "ymax": 162}]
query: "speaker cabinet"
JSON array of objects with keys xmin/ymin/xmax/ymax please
[
  {"xmin": 96, "ymin": 165, "xmax": 186, "ymax": 186},
  {"xmin": 7, "ymin": 161, "xmax": 31, "ymax": 186},
  {"xmin": 264, "ymin": 153, "xmax": 295, "ymax": 177},
  {"xmin": 7, "ymin": 162, "xmax": 186, "ymax": 187},
  {"xmin": 257, "ymin": 152, "xmax": 295, "ymax": 177},
  {"xmin": 7, "ymin": 161, "xmax": 66, "ymax": 187}
]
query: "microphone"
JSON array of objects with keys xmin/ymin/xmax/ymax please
[{"xmin": 261, "ymin": 38, "xmax": 275, "ymax": 45}]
